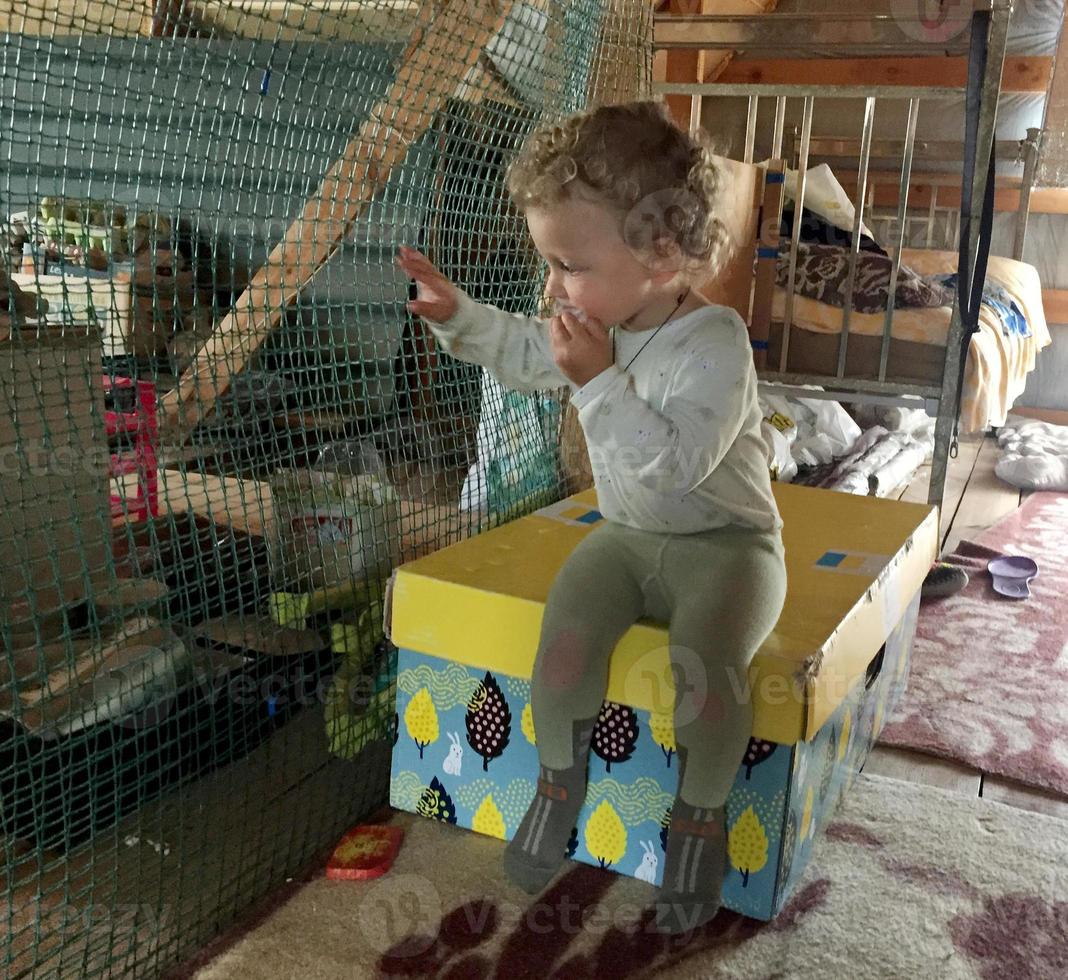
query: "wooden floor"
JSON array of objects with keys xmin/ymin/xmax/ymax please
[{"xmin": 865, "ymin": 424, "xmax": 1068, "ymax": 821}]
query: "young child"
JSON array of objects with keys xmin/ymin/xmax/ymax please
[{"xmin": 396, "ymin": 101, "xmax": 786, "ymax": 934}]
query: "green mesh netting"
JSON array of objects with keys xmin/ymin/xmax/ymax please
[{"xmin": 0, "ymin": 3, "xmax": 651, "ymax": 976}]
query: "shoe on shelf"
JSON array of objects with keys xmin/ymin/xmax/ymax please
[{"xmin": 921, "ymin": 562, "xmax": 969, "ymax": 599}]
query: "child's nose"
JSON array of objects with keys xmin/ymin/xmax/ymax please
[{"xmin": 545, "ymin": 269, "xmax": 566, "ymax": 299}]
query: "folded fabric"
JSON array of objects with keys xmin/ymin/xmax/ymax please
[
  {"xmin": 780, "ymin": 205, "xmax": 885, "ymax": 255},
  {"xmin": 933, "ymin": 272, "xmax": 1030, "ymax": 338},
  {"xmin": 776, "ymin": 242, "xmax": 952, "ymax": 314},
  {"xmin": 994, "ymin": 417, "xmax": 1068, "ymax": 491}
]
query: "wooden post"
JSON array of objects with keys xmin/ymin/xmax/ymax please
[{"xmin": 159, "ymin": 1, "xmax": 515, "ymax": 435}]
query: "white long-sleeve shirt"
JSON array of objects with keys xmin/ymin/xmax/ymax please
[{"xmin": 428, "ymin": 290, "xmax": 782, "ymax": 534}]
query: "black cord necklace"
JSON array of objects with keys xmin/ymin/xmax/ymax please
[{"xmin": 614, "ymin": 288, "xmax": 690, "ymax": 372}]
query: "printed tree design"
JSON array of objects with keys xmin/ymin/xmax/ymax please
[
  {"xmin": 472, "ymin": 794, "xmax": 506, "ymax": 839},
  {"xmin": 592, "ymin": 701, "xmax": 639, "ymax": 773},
  {"xmin": 566, "ymin": 824, "xmax": 578, "ymax": 859},
  {"xmin": 777, "ymin": 810, "xmax": 798, "ymax": 895},
  {"xmin": 819, "ymin": 727, "xmax": 837, "ymax": 802},
  {"xmin": 743, "ymin": 736, "xmax": 777, "ymax": 780},
  {"xmin": 837, "ymin": 712, "xmax": 852, "ymax": 762},
  {"xmin": 521, "ymin": 702, "xmax": 536, "ymax": 746},
  {"xmin": 416, "ymin": 777, "xmax": 457, "ymax": 824},
  {"xmin": 404, "ymin": 688, "xmax": 439, "ymax": 759},
  {"xmin": 649, "ymin": 711, "xmax": 676, "ymax": 768},
  {"xmin": 391, "ymin": 711, "xmax": 399, "ymax": 746},
  {"xmin": 800, "ymin": 786, "xmax": 815, "ymax": 841},
  {"xmin": 584, "ymin": 800, "xmax": 627, "ymax": 869},
  {"xmin": 728, "ymin": 805, "xmax": 769, "ymax": 887},
  {"xmin": 659, "ymin": 805, "xmax": 672, "ymax": 852},
  {"xmin": 465, "ymin": 672, "xmax": 512, "ymax": 771}
]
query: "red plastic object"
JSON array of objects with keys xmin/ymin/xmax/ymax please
[
  {"xmin": 325, "ymin": 824, "xmax": 404, "ymax": 881},
  {"xmin": 104, "ymin": 376, "xmax": 158, "ymax": 522}
]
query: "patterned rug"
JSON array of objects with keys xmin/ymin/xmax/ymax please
[
  {"xmin": 880, "ymin": 492, "xmax": 1068, "ymax": 794},
  {"xmin": 187, "ymin": 773, "xmax": 1068, "ymax": 980}
]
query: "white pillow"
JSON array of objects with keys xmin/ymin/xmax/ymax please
[{"xmin": 775, "ymin": 161, "xmax": 874, "ymax": 239}]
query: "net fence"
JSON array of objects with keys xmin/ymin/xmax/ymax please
[{"xmin": 0, "ymin": 2, "xmax": 651, "ymax": 975}]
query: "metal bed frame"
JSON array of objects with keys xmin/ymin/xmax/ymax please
[{"xmin": 654, "ymin": 0, "xmax": 1023, "ymax": 519}]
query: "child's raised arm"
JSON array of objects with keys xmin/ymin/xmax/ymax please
[{"xmin": 396, "ymin": 245, "xmax": 575, "ymax": 394}]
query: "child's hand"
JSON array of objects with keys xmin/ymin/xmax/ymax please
[
  {"xmin": 396, "ymin": 246, "xmax": 459, "ymax": 323},
  {"xmin": 550, "ymin": 311, "xmax": 612, "ymax": 387}
]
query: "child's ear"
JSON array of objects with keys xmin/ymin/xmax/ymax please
[{"xmin": 648, "ymin": 237, "xmax": 685, "ymax": 281}]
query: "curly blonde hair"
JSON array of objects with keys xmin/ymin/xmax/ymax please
[{"xmin": 506, "ymin": 101, "xmax": 729, "ymax": 273}]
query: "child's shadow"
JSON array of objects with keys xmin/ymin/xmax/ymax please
[{"xmin": 376, "ymin": 864, "xmax": 830, "ymax": 979}]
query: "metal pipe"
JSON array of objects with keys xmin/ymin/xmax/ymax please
[
  {"xmin": 930, "ymin": 0, "xmax": 1012, "ymax": 515},
  {"xmin": 779, "ymin": 96, "xmax": 813, "ymax": 374},
  {"xmin": 835, "ymin": 97, "xmax": 877, "ymax": 378},
  {"xmin": 757, "ymin": 372, "xmax": 941, "ymax": 399},
  {"xmin": 655, "ymin": 82, "xmax": 966, "ymax": 100},
  {"xmin": 689, "ymin": 94, "xmax": 703, "ymax": 137},
  {"xmin": 771, "ymin": 97, "xmax": 786, "ymax": 159},
  {"xmin": 758, "ymin": 381, "xmax": 935, "ymax": 410},
  {"xmin": 744, "ymin": 95, "xmax": 759, "ymax": 164},
  {"xmin": 880, "ymin": 97, "xmax": 920, "ymax": 381},
  {"xmin": 1013, "ymin": 127, "xmax": 1042, "ymax": 260}
]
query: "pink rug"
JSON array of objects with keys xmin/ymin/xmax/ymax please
[{"xmin": 880, "ymin": 492, "xmax": 1068, "ymax": 795}]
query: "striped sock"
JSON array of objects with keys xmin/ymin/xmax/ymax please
[
  {"xmin": 503, "ymin": 720, "xmax": 594, "ymax": 894},
  {"xmin": 654, "ymin": 799, "xmax": 728, "ymax": 935}
]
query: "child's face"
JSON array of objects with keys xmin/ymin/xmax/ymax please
[{"xmin": 526, "ymin": 197, "xmax": 666, "ymax": 326}]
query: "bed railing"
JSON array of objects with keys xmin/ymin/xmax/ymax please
[
  {"xmin": 653, "ymin": 0, "xmax": 1015, "ymax": 520},
  {"xmin": 791, "ymin": 130, "xmax": 1043, "ymax": 259}
]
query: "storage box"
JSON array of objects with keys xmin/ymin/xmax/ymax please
[
  {"xmin": 0, "ymin": 612, "xmax": 336, "ymax": 851},
  {"xmin": 387, "ymin": 484, "xmax": 937, "ymax": 920},
  {"xmin": 0, "ymin": 331, "xmax": 110, "ymax": 616}
]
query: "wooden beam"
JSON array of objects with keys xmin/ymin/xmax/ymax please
[
  {"xmin": 190, "ymin": 0, "xmax": 417, "ymax": 43},
  {"xmin": 840, "ymin": 172, "xmax": 1068, "ymax": 216},
  {"xmin": 713, "ymin": 55, "xmax": 1052, "ymax": 93},
  {"xmin": 159, "ymin": 0, "xmax": 515, "ymax": 435},
  {"xmin": 0, "ymin": 1, "xmax": 150, "ymax": 35},
  {"xmin": 1041, "ymin": 288, "xmax": 1068, "ymax": 324},
  {"xmin": 1038, "ymin": 2, "xmax": 1068, "ymax": 187},
  {"xmin": 654, "ymin": 0, "xmax": 778, "ymax": 129}
]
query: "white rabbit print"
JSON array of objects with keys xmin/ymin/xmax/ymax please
[
  {"xmin": 442, "ymin": 731, "xmax": 464, "ymax": 776},
  {"xmin": 635, "ymin": 840, "xmax": 659, "ymax": 884}
]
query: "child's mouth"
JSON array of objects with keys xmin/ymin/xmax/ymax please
[{"xmin": 552, "ymin": 301, "xmax": 588, "ymax": 323}]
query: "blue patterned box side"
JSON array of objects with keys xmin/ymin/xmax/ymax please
[
  {"xmin": 389, "ymin": 652, "xmax": 795, "ymax": 921},
  {"xmin": 772, "ymin": 591, "xmax": 921, "ymax": 910}
]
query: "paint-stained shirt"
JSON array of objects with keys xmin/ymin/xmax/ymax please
[{"xmin": 426, "ymin": 290, "xmax": 782, "ymax": 534}]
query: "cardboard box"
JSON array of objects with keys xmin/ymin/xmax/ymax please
[
  {"xmin": 0, "ymin": 332, "xmax": 110, "ymax": 614},
  {"xmin": 387, "ymin": 484, "xmax": 937, "ymax": 920}
]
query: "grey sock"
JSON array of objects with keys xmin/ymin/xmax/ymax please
[
  {"xmin": 503, "ymin": 719, "xmax": 594, "ymax": 894},
  {"xmin": 654, "ymin": 799, "xmax": 728, "ymax": 935}
]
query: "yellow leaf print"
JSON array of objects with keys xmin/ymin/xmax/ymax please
[
  {"xmin": 584, "ymin": 800, "xmax": 627, "ymax": 869},
  {"xmin": 800, "ymin": 786, "xmax": 815, "ymax": 841},
  {"xmin": 728, "ymin": 805, "xmax": 769, "ymax": 887},
  {"xmin": 521, "ymin": 703, "xmax": 536, "ymax": 746},
  {"xmin": 649, "ymin": 712, "xmax": 676, "ymax": 764},
  {"xmin": 472, "ymin": 795, "xmax": 506, "ymax": 840},
  {"xmin": 837, "ymin": 712, "xmax": 852, "ymax": 762},
  {"xmin": 403, "ymin": 688, "xmax": 439, "ymax": 759}
]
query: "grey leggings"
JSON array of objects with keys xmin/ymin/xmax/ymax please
[{"xmin": 530, "ymin": 520, "xmax": 787, "ymax": 809}]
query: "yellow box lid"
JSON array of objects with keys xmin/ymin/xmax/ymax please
[{"xmin": 391, "ymin": 483, "xmax": 938, "ymax": 744}]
